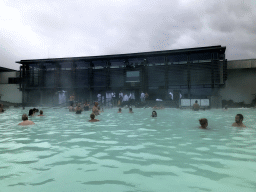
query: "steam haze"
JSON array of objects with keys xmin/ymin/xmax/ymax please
[{"xmin": 1, "ymin": 0, "xmax": 256, "ymax": 70}]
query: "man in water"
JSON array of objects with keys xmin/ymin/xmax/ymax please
[
  {"xmin": 192, "ymin": 100, "xmax": 200, "ymax": 111},
  {"xmin": 151, "ymin": 111, "xmax": 157, "ymax": 117},
  {"xmin": 89, "ymin": 113, "xmax": 99, "ymax": 122},
  {"xmin": 118, "ymin": 108, "xmax": 122, "ymax": 113},
  {"xmin": 232, "ymin": 114, "xmax": 246, "ymax": 127},
  {"xmin": 199, "ymin": 118, "xmax": 208, "ymax": 129},
  {"xmin": 92, "ymin": 102, "xmax": 100, "ymax": 116},
  {"xmin": 83, "ymin": 102, "xmax": 90, "ymax": 111},
  {"xmin": 75, "ymin": 104, "xmax": 82, "ymax": 114},
  {"xmin": 18, "ymin": 114, "xmax": 35, "ymax": 125},
  {"xmin": 68, "ymin": 104, "xmax": 74, "ymax": 112},
  {"xmin": 38, "ymin": 110, "xmax": 44, "ymax": 116},
  {"xmin": 129, "ymin": 107, "xmax": 134, "ymax": 113},
  {"xmin": 69, "ymin": 94, "xmax": 75, "ymax": 106}
]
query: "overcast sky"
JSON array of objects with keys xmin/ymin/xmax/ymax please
[{"xmin": 1, "ymin": 0, "xmax": 256, "ymax": 70}]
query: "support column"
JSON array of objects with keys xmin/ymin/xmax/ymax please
[
  {"xmin": 142, "ymin": 59, "xmax": 148, "ymax": 93},
  {"xmin": 21, "ymin": 65, "xmax": 25, "ymax": 107},
  {"xmin": 89, "ymin": 61, "xmax": 94, "ymax": 102},
  {"xmin": 55, "ymin": 62, "xmax": 61, "ymax": 89},
  {"xmin": 164, "ymin": 56, "xmax": 169, "ymax": 100},
  {"xmin": 106, "ymin": 61, "xmax": 111, "ymax": 106},
  {"xmin": 187, "ymin": 54, "xmax": 191, "ymax": 98},
  {"xmin": 211, "ymin": 53, "xmax": 215, "ymax": 90},
  {"xmin": 40, "ymin": 89, "xmax": 43, "ymax": 106}
]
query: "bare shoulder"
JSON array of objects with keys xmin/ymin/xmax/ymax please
[
  {"xmin": 19, "ymin": 120, "xmax": 35, "ymax": 125},
  {"xmin": 89, "ymin": 119, "xmax": 99, "ymax": 122},
  {"xmin": 28, "ymin": 121, "xmax": 35, "ymax": 125}
]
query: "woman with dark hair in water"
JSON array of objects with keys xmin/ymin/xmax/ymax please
[
  {"xmin": 28, "ymin": 109, "xmax": 35, "ymax": 116},
  {"xmin": 151, "ymin": 111, "xmax": 157, "ymax": 117},
  {"xmin": 118, "ymin": 108, "xmax": 122, "ymax": 113}
]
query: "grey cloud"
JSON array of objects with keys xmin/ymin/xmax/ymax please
[{"xmin": 1, "ymin": 0, "xmax": 256, "ymax": 70}]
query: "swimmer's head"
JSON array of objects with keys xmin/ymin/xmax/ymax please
[
  {"xmin": 118, "ymin": 108, "xmax": 121, "ymax": 112},
  {"xmin": 195, "ymin": 100, "xmax": 198, "ymax": 104},
  {"xmin": 90, "ymin": 113, "xmax": 95, "ymax": 119},
  {"xmin": 224, "ymin": 105, "xmax": 228, "ymax": 109},
  {"xmin": 22, "ymin": 114, "xmax": 28, "ymax": 121},
  {"xmin": 235, "ymin": 114, "xmax": 243, "ymax": 123},
  {"xmin": 199, "ymin": 118, "xmax": 208, "ymax": 128},
  {"xmin": 129, "ymin": 107, "xmax": 132, "ymax": 112},
  {"xmin": 40, "ymin": 110, "xmax": 43, "ymax": 115},
  {"xmin": 152, "ymin": 111, "xmax": 157, "ymax": 117}
]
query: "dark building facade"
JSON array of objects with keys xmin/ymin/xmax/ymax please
[{"xmin": 16, "ymin": 45, "xmax": 227, "ymax": 107}]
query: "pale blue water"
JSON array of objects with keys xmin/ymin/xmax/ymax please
[{"xmin": 1, "ymin": 107, "xmax": 256, "ymax": 192}]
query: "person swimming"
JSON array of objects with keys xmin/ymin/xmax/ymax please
[
  {"xmin": 83, "ymin": 102, "xmax": 89, "ymax": 111},
  {"xmin": 118, "ymin": 108, "xmax": 122, "ymax": 113},
  {"xmin": 89, "ymin": 113, "xmax": 99, "ymax": 122},
  {"xmin": 199, "ymin": 118, "xmax": 208, "ymax": 129},
  {"xmin": 129, "ymin": 107, "xmax": 133, "ymax": 113},
  {"xmin": 18, "ymin": 114, "xmax": 35, "ymax": 125},
  {"xmin": 69, "ymin": 104, "xmax": 74, "ymax": 112},
  {"xmin": 28, "ymin": 109, "xmax": 35, "ymax": 116},
  {"xmin": 92, "ymin": 102, "xmax": 100, "ymax": 116},
  {"xmin": 151, "ymin": 111, "xmax": 157, "ymax": 117},
  {"xmin": 75, "ymin": 105, "xmax": 82, "ymax": 114},
  {"xmin": 38, "ymin": 110, "xmax": 44, "ymax": 116},
  {"xmin": 232, "ymin": 114, "xmax": 246, "ymax": 127},
  {"xmin": 192, "ymin": 100, "xmax": 200, "ymax": 111},
  {"xmin": 33, "ymin": 108, "xmax": 39, "ymax": 113}
]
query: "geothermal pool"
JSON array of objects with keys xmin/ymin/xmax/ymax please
[{"xmin": 0, "ymin": 107, "xmax": 256, "ymax": 192}]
